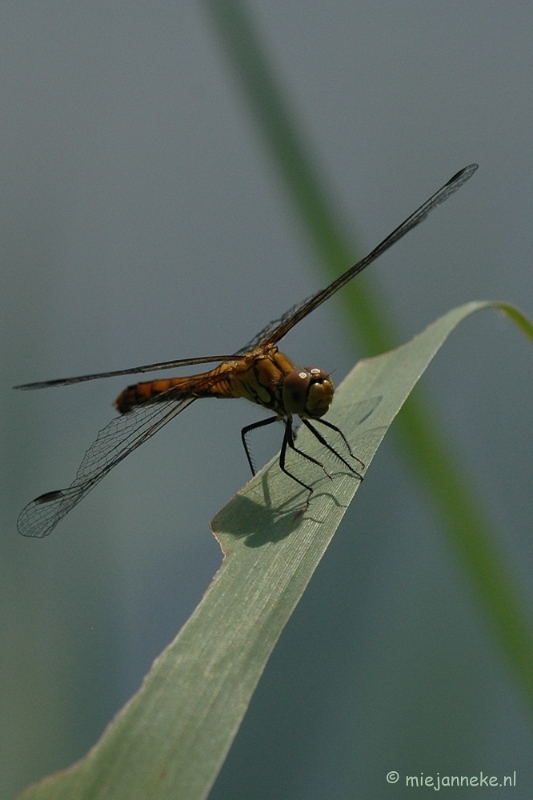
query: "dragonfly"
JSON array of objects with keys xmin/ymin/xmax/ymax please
[{"xmin": 15, "ymin": 164, "xmax": 478, "ymax": 537}]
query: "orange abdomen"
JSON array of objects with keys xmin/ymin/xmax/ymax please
[
  {"xmin": 114, "ymin": 347, "xmax": 298, "ymax": 415},
  {"xmin": 113, "ymin": 362, "xmax": 240, "ymax": 414},
  {"xmin": 115, "ymin": 378, "xmax": 184, "ymax": 413}
]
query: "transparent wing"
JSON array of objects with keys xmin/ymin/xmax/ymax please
[
  {"xmin": 14, "ymin": 353, "xmax": 239, "ymax": 390},
  {"xmin": 254, "ymin": 164, "xmax": 478, "ymax": 347},
  {"xmin": 15, "ymin": 166, "xmax": 478, "ymax": 387},
  {"xmin": 17, "ymin": 393, "xmax": 197, "ymax": 538}
]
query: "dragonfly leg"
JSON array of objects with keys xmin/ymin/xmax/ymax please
[
  {"xmin": 241, "ymin": 415, "xmax": 279, "ymax": 475},
  {"xmin": 302, "ymin": 419, "xmax": 364, "ymax": 479},
  {"xmin": 310, "ymin": 417, "xmax": 365, "ymax": 471},
  {"xmin": 278, "ymin": 420, "xmax": 316, "ymax": 507},
  {"xmin": 285, "ymin": 420, "xmax": 332, "ymax": 479}
]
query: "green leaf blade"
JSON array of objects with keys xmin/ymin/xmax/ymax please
[{"xmin": 19, "ymin": 301, "xmax": 533, "ymax": 800}]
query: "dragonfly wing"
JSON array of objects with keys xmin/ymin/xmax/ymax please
[
  {"xmin": 14, "ymin": 354, "xmax": 240, "ymax": 390},
  {"xmin": 237, "ymin": 296, "xmax": 310, "ymax": 353},
  {"xmin": 17, "ymin": 394, "xmax": 197, "ymax": 538},
  {"xmin": 257, "ymin": 164, "xmax": 478, "ymax": 346}
]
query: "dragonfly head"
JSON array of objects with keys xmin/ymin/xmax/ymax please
[{"xmin": 282, "ymin": 367, "xmax": 334, "ymax": 418}]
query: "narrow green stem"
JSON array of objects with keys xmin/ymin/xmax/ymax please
[{"xmin": 203, "ymin": 0, "xmax": 533, "ymax": 709}]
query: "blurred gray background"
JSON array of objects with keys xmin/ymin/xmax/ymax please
[{"xmin": 2, "ymin": 2, "xmax": 533, "ymax": 798}]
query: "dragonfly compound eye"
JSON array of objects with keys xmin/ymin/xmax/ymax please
[
  {"xmin": 303, "ymin": 368, "xmax": 334, "ymax": 418},
  {"xmin": 282, "ymin": 369, "xmax": 312, "ymax": 414},
  {"xmin": 282, "ymin": 368, "xmax": 333, "ymax": 417}
]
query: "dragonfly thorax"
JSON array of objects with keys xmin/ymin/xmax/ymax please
[{"xmin": 282, "ymin": 367, "xmax": 333, "ymax": 419}]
